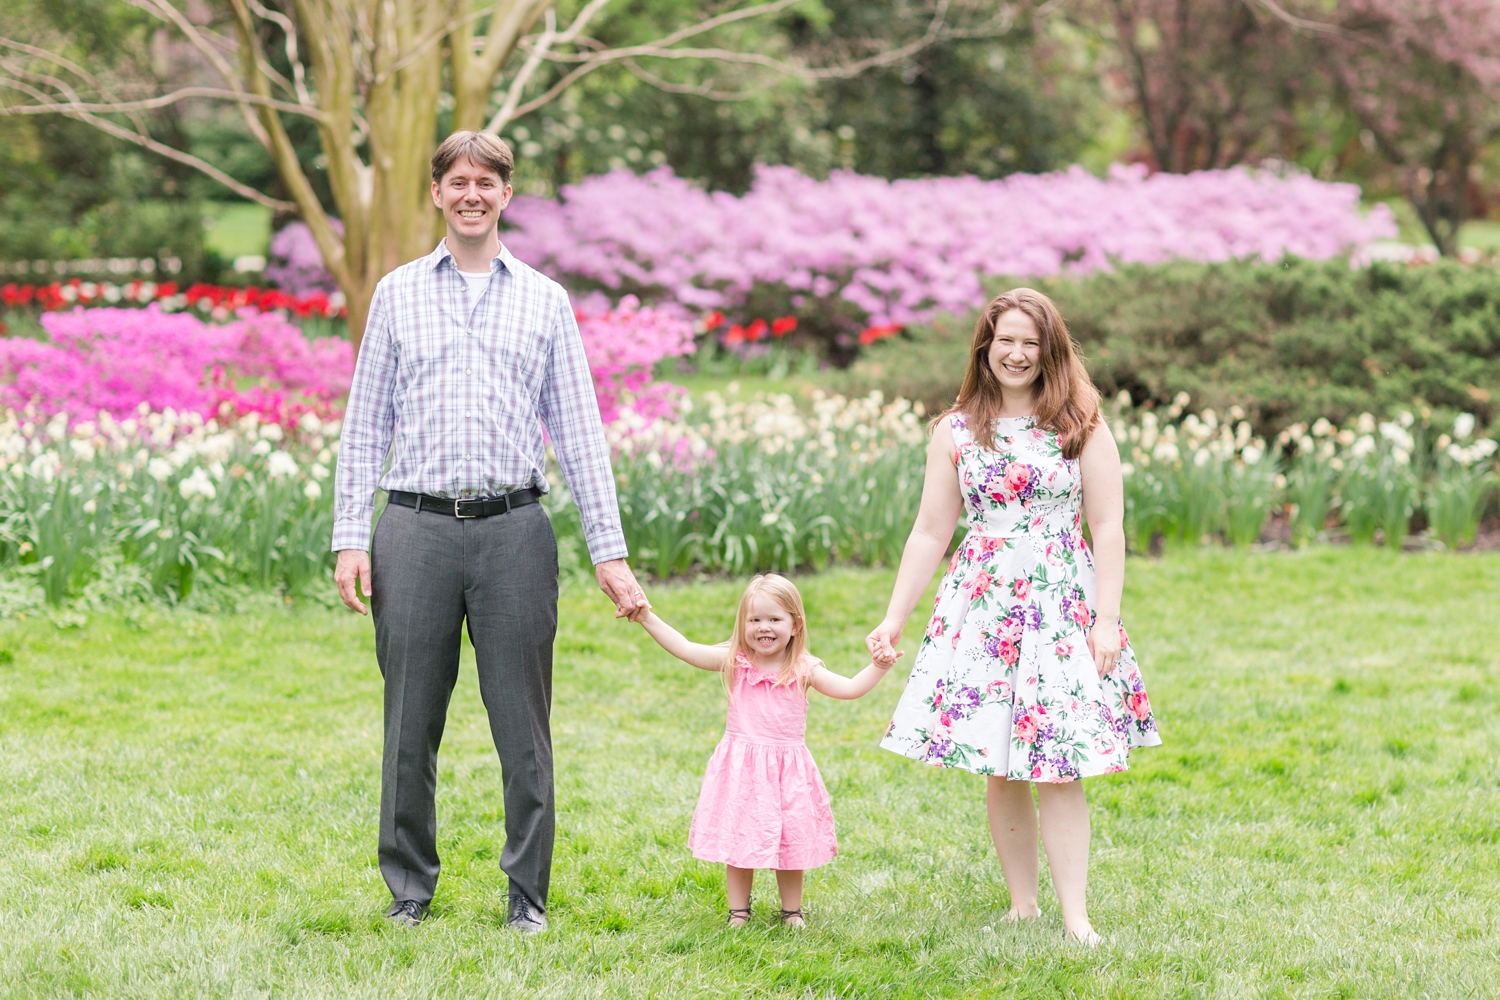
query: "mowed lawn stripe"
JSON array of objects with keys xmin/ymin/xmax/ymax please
[{"xmin": 0, "ymin": 549, "xmax": 1496, "ymax": 998}]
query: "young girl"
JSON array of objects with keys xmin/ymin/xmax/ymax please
[{"xmin": 638, "ymin": 573, "xmax": 897, "ymax": 927}]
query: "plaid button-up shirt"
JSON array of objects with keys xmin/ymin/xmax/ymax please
[{"xmin": 332, "ymin": 240, "xmax": 627, "ymax": 564}]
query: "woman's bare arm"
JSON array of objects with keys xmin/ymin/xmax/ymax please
[
  {"xmin": 866, "ymin": 415, "xmax": 965, "ymax": 661},
  {"xmin": 637, "ymin": 612, "xmax": 727, "ymax": 671},
  {"xmin": 1079, "ymin": 418, "xmax": 1126, "ymax": 677},
  {"xmin": 809, "ymin": 662, "xmax": 894, "ymax": 700}
]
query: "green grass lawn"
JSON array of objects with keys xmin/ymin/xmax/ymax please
[
  {"xmin": 1, "ymin": 549, "xmax": 1498, "ymax": 998},
  {"xmin": 201, "ymin": 202, "xmax": 273, "ymax": 260}
]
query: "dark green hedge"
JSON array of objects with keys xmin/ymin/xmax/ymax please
[{"xmin": 844, "ymin": 257, "xmax": 1500, "ymax": 433}]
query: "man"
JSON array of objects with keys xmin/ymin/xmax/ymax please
[{"xmin": 332, "ymin": 130, "xmax": 649, "ymax": 933}]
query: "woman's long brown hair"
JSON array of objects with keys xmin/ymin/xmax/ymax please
[{"xmin": 949, "ymin": 287, "xmax": 1100, "ymax": 460}]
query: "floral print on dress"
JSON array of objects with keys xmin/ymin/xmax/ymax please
[{"xmin": 881, "ymin": 413, "xmax": 1161, "ymax": 781}]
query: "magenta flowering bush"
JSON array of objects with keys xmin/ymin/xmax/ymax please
[
  {"xmin": 505, "ymin": 164, "xmax": 1397, "ymax": 328},
  {"xmin": 573, "ymin": 294, "xmax": 696, "ymax": 423},
  {"xmin": 265, "ymin": 221, "xmax": 344, "ymax": 296},
  {"xmin": 0, "ymin": 306, "xmax": 353, "ymax": 426},
  {"xmin": 0, "ymin": 298, "xmax": 694, "ymax": 430}
]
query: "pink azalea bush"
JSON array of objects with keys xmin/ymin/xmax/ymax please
[
  {"xmin": 505, "ymin": 164, "xmax": 1398, "ymax": 327},
  {"xmin": 573, "ymin": 294, "xmax": 696, "ymax": 422},
  {"xmin": 0, "ymin": 306, "xmax": 353, "ymax": 426},
  {"xmin": 0, "ymin": 297, "xmax": 695, "ymax": 429}
]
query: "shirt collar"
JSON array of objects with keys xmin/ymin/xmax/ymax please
[{"xmin": 430, "ymin": 237, "xmax": 515, "ymax": 274}]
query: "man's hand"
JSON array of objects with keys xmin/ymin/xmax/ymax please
[
  {"xmin": 596, "ymin": 559, "xmax": 650, "ymax": 622},
  {"xmin": 335, "ymin": 549, "xmax": 373, "ymax": 615}
]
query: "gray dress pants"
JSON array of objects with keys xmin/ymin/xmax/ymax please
[{"xmin": 369, "ymin": 499, "xmax": 559, "ymax": 910}]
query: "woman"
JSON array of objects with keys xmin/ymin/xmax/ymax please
[{"xmin": 866, "ymin": 288, "xmax": 1160, "ymax": 944}]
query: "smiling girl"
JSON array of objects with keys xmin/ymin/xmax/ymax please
[{"xmin": 638, "ymin": 574, "xmax": 896, "ymax": 927}]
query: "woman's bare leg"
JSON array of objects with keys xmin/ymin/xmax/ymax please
[
  {"xmin": 1036, "ymin": 780, "xmax": 1097, "ymax": 942},
  {"xmin": 726, "ymin": 865, "xmax": 754, "ymax": 926},
  {"xmin": 775, "ymin": 869, "xmax": 805, "ymax": 926},
  {"xmin": 986, "ymin": 776, "xmax": 1041, "ymax": 920}
]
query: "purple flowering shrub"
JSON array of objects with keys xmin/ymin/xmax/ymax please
[
  {"xmin": 504, "ymin": 164, "xmax": 1396, "ymax": 338},
  {"xmin": 265, "ymin": 222, "xmax": 344, "ymax": 296}
]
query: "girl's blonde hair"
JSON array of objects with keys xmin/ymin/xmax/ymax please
[{"xmin": 721, "ymin": 574, "xmax": 813, "ymax": 695}]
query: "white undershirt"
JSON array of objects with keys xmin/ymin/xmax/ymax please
[{"xmin": 458, "ymin": 270, "xmax": 490, "ymax": 310}]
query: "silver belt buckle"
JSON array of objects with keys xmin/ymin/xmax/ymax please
[{"xmin": 454, "ymin": 498, "xmax": 480, "ymax": 519}]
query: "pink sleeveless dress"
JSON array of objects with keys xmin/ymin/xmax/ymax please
[{"xmin": 687, "ymin": 652, "xmax": 838, "ymax": 870}]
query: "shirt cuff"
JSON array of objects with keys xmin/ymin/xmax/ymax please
[
  {"xmin": 585, "ymin": 529, "xmax": 629, "ymax": 566},
  {"xmin": 331, "ymin": 518, "xmax": 373, "ymax": 553}
]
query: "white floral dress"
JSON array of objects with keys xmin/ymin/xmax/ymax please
[{"xmin": 881, "ymin": 413, "xmax": 1161, "ymax": 781}]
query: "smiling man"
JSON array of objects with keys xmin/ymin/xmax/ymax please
[{"xmin": 332, "ymin": 130, "xmax": 650, "ymax": 933}]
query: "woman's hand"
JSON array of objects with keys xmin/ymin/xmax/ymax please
[
  {"xmin": 1087, "ymin": 620, "xmax": 1121, "ymax": 678},
  {"xmin": 866, "ymin": 617, "xmax": 905, "ymax": 667}
]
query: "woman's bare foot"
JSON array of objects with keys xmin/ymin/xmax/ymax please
[
  {"xmin": 1002, "ymin": 904, "xmax": 1042, "ymax": 922},
  {"xmin": 1065, "ymin": 923, "xmax": 1101, "ymax": 946}
]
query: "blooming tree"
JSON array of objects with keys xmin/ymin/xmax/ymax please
[{"xmin": 1325, "ymin": 0, "xmax": 1500, "ymax": 256}]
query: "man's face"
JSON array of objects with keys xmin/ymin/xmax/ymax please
[{"xmin": 431, "ymin": 156, "xmax": 512, "ymax": 241}]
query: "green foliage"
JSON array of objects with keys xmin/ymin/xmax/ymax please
[{"xmin": 845, "ymin": 257, "xmax": 1500, "ymax": 433}]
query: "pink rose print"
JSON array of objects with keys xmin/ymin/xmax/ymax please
[
  {"xmin": 970, "ymin": 571, "xmax": 993, "ymax": 600},
  {"xmin": 1055, "ymin": 642, "xmax": 1074, "ymax": 659},
  {"xmin": 1117, "ymin": 621, "xmax": 1130, "ymax": 646},
  {"xmin": 1012, "ymin": 578, "xmax": 1031, "ymax": 600},
  {"xmin": 927, "ymin": 617, "xmax": 945, "ymax": 639},
  {"xmin": 1014, "ymin": 712, "xmax": 1038, "ymax": 743},
  {"xmin": 982, "ymin": 536, "xmax": 1002, "ymax": 554},
  {"xmin": 1128, "ymin": 691, "xmax": 1151, "ymax": 721},
  {"xmin": 1071, "ymin": 598, "xmax": 1091, "ymax": 628},
  {"xmin": 939, "ymin": 711, "xmax": 954, "ymax": 729},
  {"xmin": 985, "ymin": 679, "xmax": 1011, "ymax": 700},
  {"xmin": 997, "ymin": 637, "xmax": 1019, "ymax": 666},
  {"xmin": 948, "ymin": 548, "xmax": 962, "ymax": 573},
  {"xmin": 1105, "ymin": 762, "xmax": 1125, "ymax": 773},
  {"xmin": 1003, "ymin": 463, "xmax": 1030, "ymax": 495}
]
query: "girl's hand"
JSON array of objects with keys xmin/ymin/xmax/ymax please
[
  {"xmin": 1087, "ymin": 620, "xmax": 1121, "ymax": 678},
  {"xmin": 866, "ymin": 617, "xmax": 903, "ymax": 667}
]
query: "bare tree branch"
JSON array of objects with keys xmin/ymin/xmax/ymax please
[
  {"xmin": 488, "ymin": 0, "xmax": 613, "ymax": 131},
  {"xmin": 505, "ymin": 0, "xmax": 996, "ymax": 122},
  {"xmin": 622, "ymin": 58, "xmax": 759, "ymax": 101},
  {"xmin": 125, "ymin": 0, "xmax": 271, "ymax": 147},
  {"xmin": 247, "ymin": 0, "xmax": 314, "ymax": 106},
  {"xmin": 1243, "ymin": 0, "xmax": 1342, "ymax": 36},
  {"xmin": 0, "ymin": 83, "xmax": 329, "ymax": 120},
  {"xmin": 0, "ymin": 36, "xmax": 154, "ymax": 136},
  {"xmin": 0, "ymin": 77, "xmax": 294, "ymax": 210}
]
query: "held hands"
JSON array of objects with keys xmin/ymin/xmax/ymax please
[
  {"xmin": 1087, "ymin": 619, "xmax": 1121, "ymax": 678},
  {"xmin": 866, "ymin": 617, "xmax": 905, "ymax": 669},
  {"xmin": 597, "ymin": 558, "xmax": 651, "ymax": 622},
  {"xmin": 335, "ymin": 549, "xmax": 373, "ymax": 614}
]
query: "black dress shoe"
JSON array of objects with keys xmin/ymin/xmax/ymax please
[
  {"xmin": 386, "ymin": 899, "xmax": 427, "ymax": 927},
  {"xmin": 506, "ymin": 894, "xmax": 548, "ymax": 933}
]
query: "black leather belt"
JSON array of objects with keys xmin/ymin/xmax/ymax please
[{"xmin": 387, "ymin": 487, "xmax": 541, "ymax": 519}]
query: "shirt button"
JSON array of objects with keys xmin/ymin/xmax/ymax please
[
  {"xmin": 465, "ymin": 411, "xmax": 471, "ymax": 417},
  {"xmin": 465, "ymin": 454, "xmax": 471, "ymax": 461},
  {"xmin": 465, "ymin": 368, "xmax": 472, "ymax": 375}
]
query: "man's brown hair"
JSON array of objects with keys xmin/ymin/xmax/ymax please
[{"xmin": 431, "ymin": 130, "xmax": 514, "ymax": 185}]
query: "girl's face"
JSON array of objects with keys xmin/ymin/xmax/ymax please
[
  {"xmin": 744, "ymin": 594, "xmax": 798, "ymax": 658},
  {"xmin": 987, "ymin": 309, "xmax": 1043, "ymax": 397}
]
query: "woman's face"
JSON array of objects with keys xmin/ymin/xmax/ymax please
[
  {"xmin": 744, "ymin": 594, "xmax": 797, "ymax": 658},
  {"xmin": 986, "ymin": 309, "xmax": 1043, "ymax": 397}
]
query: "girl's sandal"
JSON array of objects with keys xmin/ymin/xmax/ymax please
[
  {"xmin": 779, "ymin": 909, "xmax": 806, "ymax": 928},
  {"xmin": 727, "ymin": 905, "xmax": 752, "ymax": 928}
]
